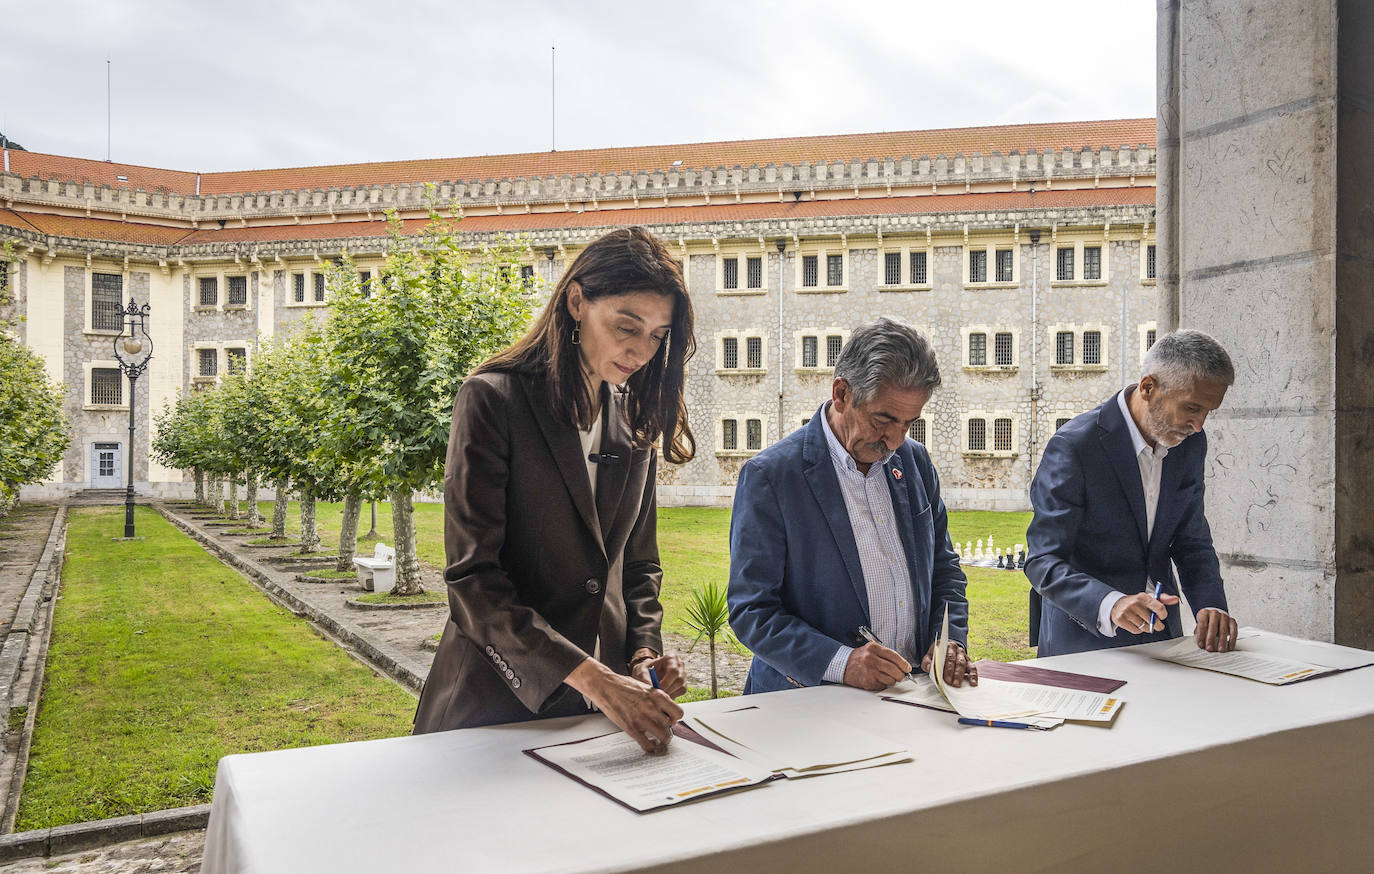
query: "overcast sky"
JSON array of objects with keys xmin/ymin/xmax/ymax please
[{"xmin": 2, "ymin": 1, "xmax": 1156, "ymax": 173}]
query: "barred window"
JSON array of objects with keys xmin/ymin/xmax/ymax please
[
  {"xmin": 92, "ymin": 272, "xmax": 124, "ymax": 331},
  {"xmin": 1083, "ymin": 330, "xmax": 1102, "ymax": 365},
  {"xmin": 1055, "ymin": 417, "xmax": 1072, "ymax": 431},
  {"xmin": 314, "ymin": 273, "xmax": 326, "ymax": 302},
  {"xmin": 746, "ymin": 419, "xmax": 762, "ymax": 451},
  {"xmin": 968, "ymin": 249, "xmax": 987, "ymax": 284},
  {"xmin": 722, "ymin": 257, "xmax": 739, "ymax": 290},
  {"xmin": 802, "ymin": 255, "xmax": 818, "ymax": 287},
  {"xmin": 1146, "ymin": 244, "xmax": 1156, "ymax": 280},
  {"xmin": 360, "ymin": 271, "xmax": 372, "ymax": 298},
  {"xmin": 0, "ymin": 261, "xmax": 9, "ymax": 292},
  {"xmin": 994, "ymin": 332, "xmax": 1014, "ymax": 366},
  {"xmin": 994, "ymin": 418, "xmax": 1013, "ymax": 452},
  {"xmin": 1145, "ymin": 329, "xmax": 1157, "ymax": 351},
  {"xmin": 226, "ymin": 348, "xmax": 247, "ymax": 374},
  {"xmin": 520, "ymin": 264, "xmax": 535, "ymax": 288},
  {"xmin": 722, "ymin": 419, "xmax": 738, "ymax": 451},
  {"xmin": 227, "ymin": 276, "xmax": 248, "ymax": 306},
  {"xmin": 826, "ymin": 254, "xmax": 843, "ymax": 287},
  {"xmin": 910, "ymin": 250, "xmax": 928, "ymax": 285},
  {"xmin": 1084, "ymin": 246, "xmax": 1102, "ymax": 281},
  {"xmin": 1056, "ymin": 331, "xmax": 1075, "ymax": 365},
  {"xmin": 884, "ymin": 252, "xmax": 901, "ymax": 285},
  {"xmin": 825, "ymin": 334, "xmax": 843, "ymax": 368},
  {"xmin": 199, "ymin": 276, "xmax": 218, "ymax": 307},
  {"xmin": 968, "ymin": 332, "xmax": 987, "ymax": 366},
  {"xmin": 746, "ymin": 336, "xmax": 763, "ymax": 369},
  {"xmin": 968, "ymin": 418, "xmax": 987, "ymax": 452},
  {"xmin": 90, "ymin": 368, "xmax": 122, "ymax": 405},
  {"xmin": 909, "ymin": 419, "xmax": 927, "ymax": 444},
  {"xmin": 1056, "ymin": 248, "xmax": 1075, "ymax": 281},
  {"xmin": 198, "ymin": 348, "xmax": 218, "ymax": 377},
  {"xmin": 746, "ymin": 256, "xmax": 762, "ymax": 289},
  {"xmin": 802, "ymin": 335, "xmax": 819, "ymax": 368},
  {"xmin": 722, "ymin": 337, "xmax": 739, "ymax": 369},
  {"xmin": 995, "ymin": 249, "xmax": 1014, "ymax": 283},
  {"xmin": 293, "ymin": 273, "xmax": 306, "ymax": 303}
]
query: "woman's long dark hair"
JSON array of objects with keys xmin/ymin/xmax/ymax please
[{"xmin": 476, "ymin": 227, "xmax": 696, "ymax": 463}]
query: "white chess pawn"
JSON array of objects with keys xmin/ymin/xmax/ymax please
[
  {"xmin": 987, "ymin": 535, "xmax": 995, "ymax": 552},
  {"xmin": 976, "ymin": 538, "xmax": 984, "ymax": 553},
  {"xmin": 964, "ymin": 541, "xmax": 972, "ymax": 558},
  {"xmin": 974, "ymin": 544, "xmax": 984, "ymax": 561}
]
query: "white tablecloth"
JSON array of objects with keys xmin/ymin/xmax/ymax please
[{"xmin": 201, "ymin": 641, "xmax": 1374, "ymax": 873}]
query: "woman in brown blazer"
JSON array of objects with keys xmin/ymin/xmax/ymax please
[{"xmin": 413, "ymin": 227, "xmax": 695, "ymax": 752}]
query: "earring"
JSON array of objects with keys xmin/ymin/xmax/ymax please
[{"xmin": 571, "ymin": 321, "xmax": 581, "ymax": 345}]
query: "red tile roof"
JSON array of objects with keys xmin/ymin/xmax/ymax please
[
  {"xmin": 5, "ymin": 119, "xmax": 1155, "ymax": 198},
  {"xmin": 0, "ymin": 187, "xmax": 1152, "ymax": 249}
]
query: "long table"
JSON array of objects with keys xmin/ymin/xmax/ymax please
[{"xmin": 200, "ymin": 640, "xmax": 1374, "ymax": 873}]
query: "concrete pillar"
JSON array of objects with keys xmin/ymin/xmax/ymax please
[{"xmin": 1158, "ymin": 0, "xmax": 1374, "ymax": 646}]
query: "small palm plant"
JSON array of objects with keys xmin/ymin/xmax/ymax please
[{"xmin": 682, "ymin": 581, "xmax": 739, "ymax": 699}]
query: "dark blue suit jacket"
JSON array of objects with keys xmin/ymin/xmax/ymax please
[
  {"xmin": 1025, "ymin": 391, "xmax": 1227, "ymax": 656},
  {"xmin": 727, "ymin": 403, "xmax": 969, "ymax": 694}
]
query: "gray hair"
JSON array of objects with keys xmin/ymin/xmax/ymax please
[
  {"xmin": 833, "ymin": 318, "xmax": 942, "ymax": 405},
  {"xmin": 1141, "ymin": 329, "xmax": 1235, "ymax": 391}
]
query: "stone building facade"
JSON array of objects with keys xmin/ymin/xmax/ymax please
[{"xmin": 0, "ymin": 119, "xmax": 1158, "ymax": 508}]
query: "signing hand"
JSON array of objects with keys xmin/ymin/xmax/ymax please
[
  {"xmin": 1194, "ymin": 608, "xmax": 1238, "ymax": 652},
  {"xmin": 630, "ymin": 652, "xmax": 688, "ymax": 699},
  {"xmin": 842, "ymin": 642, "xmax": 911, "ymax": 691},
  {"xmin": 566, "ymin": 657, "xmax": 684, "ymax": 754},
  {"xmin": 922, "ymin": 640, "xmax": 978, "ymax": 687},
  {"xmin": 1111, "ymin": 591, "xmax": 1180, "ymax": 636}
]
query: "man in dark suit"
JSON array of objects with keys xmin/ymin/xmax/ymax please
[
  {"xmin": 728, "ymin": 319, "xmax": 976, "ymax": 694},
  {"xmin": 1026, "ymin": 329, "xmax": 1239, "ymax": 657}
]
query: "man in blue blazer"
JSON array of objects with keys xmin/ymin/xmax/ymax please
[
  {"xmin": 728, "ymin": 319, "xmax": 976, "ymax": 694},
  {"xmin": 1026, "ymin": 329, "xmax": 1239, "ymax": 657}
]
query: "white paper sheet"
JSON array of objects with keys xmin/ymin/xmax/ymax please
[
  {"xmin": 1153, "ymin": 627, "xmax": 1374, "ymax": 685},
  {"xmin": 689, "ymin": 707, "xmax": 910, "ymax": 774},
  {"xmin": 930, "ymin": 606, "xmax": 1047, "ymax": 720}
]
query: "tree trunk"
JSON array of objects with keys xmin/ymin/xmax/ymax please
[
  {"xmin": 206, "ymin": 474, "xmax": 219, "ymax": 511},
  {"xmin": 193, "ymin": 468, "xmax": 205, "ymax": 504},
  {"xmin": 228, "ymin": 475, "xmax": 240, "ymax": 520},
  {"xmin": 366, "ymin": 501, "xmax": 379, "ymax": 538},
  {"xmin": 336, "ymin": 494, "xmax": 362, "ymax": 572},
  {"xmin": 299, "ymin": 486, "xmax": 320, "ymax": 553},
  {"xmin": 389, "ymin": 488, "xmax": 423, "ymax": 595},
  {"xmin": 220, "ymin": 476, "xmax": 232, "ymax": 516},
  {"xmin": 271, "ymin": 477, "xmax": 290, "ymax": 540},
  {"xmin": 709, "ymin": 636, "xmax": 718, "ymax": 699},
  {"xmin": 245, "ymin": 473, "xmax": 262, "ymax": 526}
]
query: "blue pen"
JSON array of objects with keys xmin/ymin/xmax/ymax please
[
  {"xmin": 958, "ymin": 718, "xmax": 1034, "ymax": 730},
  {"xmin": 1148, "ymin": 580, "xmax": 1163, "ymax": 633},
  {"xmin": 648, "ymin": 667, "xmax": 661, "ymax": 690}
]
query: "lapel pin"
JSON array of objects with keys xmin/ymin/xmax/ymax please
[{"xmin": 892, "ymin": 468, "xmax": 903, "ymax": 481}]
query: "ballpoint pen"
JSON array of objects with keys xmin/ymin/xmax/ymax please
[
  {"xmin": 1147, "ymin": 580, "xmax": 1163, "ymax": 633},
  {"xmin": 857, "ymin": 625, "xmax": 917, "ymax": 684},
  {"xmin": 648, "ymin": 667, "xmax": 661, "ymax": 690},
  {"xmin": 958, "ymin": 718, "xmax": 1035, "ymax": 730}
]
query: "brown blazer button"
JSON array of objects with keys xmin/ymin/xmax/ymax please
[
  {"xmin": 584, "ymin": 578, "xmax": 601, "ymax": 595},
  {"xmin": 511, "ymin": 677, "xmax": 521, "ymax": 689}
]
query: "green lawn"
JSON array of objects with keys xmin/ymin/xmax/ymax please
[
  {"xmin": 19, "ymin": 506, "xmax": 417, "ymax": 830},
  {"xmin": 244, "ymin": 500, "xmax": 1034, "ymax": 661}
]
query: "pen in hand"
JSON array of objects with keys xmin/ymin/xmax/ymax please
[
  {"xmin": 648, "ymin": 667, "xmax": 661, "ymax": 690},
  {"xmin": 858, "ymin": 626, "xmax": 917, "ymax": 684},
  {"xmin": 1148, "ymin": 580, "xmax": 1163, "ymax": 633}
]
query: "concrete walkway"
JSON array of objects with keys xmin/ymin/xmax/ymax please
[{"xmin": 0, "ymin": 498, "xmax": 751, "ymax": 869}]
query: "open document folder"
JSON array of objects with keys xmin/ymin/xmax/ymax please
[
  {"xmin": 525, "ymin": 723, "xmax": 780, "ymax": 813},
  {"xmin": 881, "ymin": 607, "xmax": 1126, "ymax": 728},
  {"xmin": 686, "ymin": 706, "xmax": 912, "ymax": 778},
  {"xmin": 1152, "ymin": 626, "xmax": 1374, "ymax": 685}
]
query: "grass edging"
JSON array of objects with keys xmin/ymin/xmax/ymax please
[{"xmin": 0, "ymin": 804, "xmax": 210, "ymax": 863}]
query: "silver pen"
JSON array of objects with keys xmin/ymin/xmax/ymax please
[{"xmin": 857, "ymin": 625, "xmax": 918, "ymax": 684}]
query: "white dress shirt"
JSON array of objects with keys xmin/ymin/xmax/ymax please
[{"xmin": 818, "ymin": 403, "xmax": 918, "ymax": 682}]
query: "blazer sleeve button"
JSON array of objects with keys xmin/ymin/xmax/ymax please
[{"xmin": 584, "ymin": 578, "xmax": 602, "ymax": 595}]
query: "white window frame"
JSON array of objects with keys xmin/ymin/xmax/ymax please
[
  {"xmin": 715, "ymin": 247, "xmax": 769, "ymax": 295},
  {"xmin": 714, "ymin": 329, "xmax": 768, "ymax": 374},
  {"xmin": 1140, "ymin": 239, "xmax": 1157, "ymax": 284},
  {"xmin": 191, "ymin": 343, "xmax": 223, "ymax": 384},
  {"xmin": 962, "ymin": 241, "xmax": 1019, "ymax": 289},
  {"xmin": 961, "ymin": 410, "xmax": 1020, "ymax": 458},
  {"xmin": 195, "ymin": 272, "xmax": 222, "ymax": 312},
  {"xmin": 877, "ymin": 244, "xmax": 934, "ymax": 291},
  {"xmin": 794, "ymin": 327, "xmax": 850, "ymax": 373},
  {"xmin": 907, "ymin": 415, "xmax": 932, "ymax": 446},
  {"xmin": 1048, "ymin": 410, "xmax": 1079, "ymax": 440},
  {"xmin": 716, "ymin": 413, "xmax": 770, "ymax": 457},
  {"xmin": 85, "ymin": 266, "xmax": 128, "ymax": 335},
  {"xmin": 286, "ymin": 267, "xmax": 327, "ymax": 308},
  {"xmin": 225, "ymin": 273, "xmax": 251, "ymax": 309},
  {"xmin": 961, "ymin": 325, "xmax": 1019, "ymax": 371},
  {"xmin": 224, "ymin": 345, "xmax": 251, "ymax": 376},
  {"xmin": 83, "ymin": 360, "xmax": 127, "ymax": 411},
  {"xmin": 1047, "ymin": 324, "xmax": 1111, "ymax": 372},
  {"xmin": 1139, "ymin": 321, "xmax": 1159, "ymax": 362},
  {"xmin": 1050, "ymin": 238, "xmax": 1110, "ymax": 287},
  {"xmin": 794, "ymin": 245, "xmax": 848, "ymax": 293}
]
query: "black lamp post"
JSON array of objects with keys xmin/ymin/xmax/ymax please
[{"xmin": 112, "ymin": 297, "xmax": 153, "ymax": 538}]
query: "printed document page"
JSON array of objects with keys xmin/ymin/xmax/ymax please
[
  {"xmin": 931, "ymin": 606, "xmax": 1047, "ymax": 720},
  {"xmin": 689, "ymin": 707, "xmax": 911, "ymax": 776},
  {"xmin": 980, "ymin": 678, "xmax": 1123, "ymax": 723},
  {"xmin": 1152, "ymin": 627, "xmax": 1374, "ymax": 684},
  {"xmin": 527, "ymin": 730, "xmax": 776, "ymax": 812}
]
